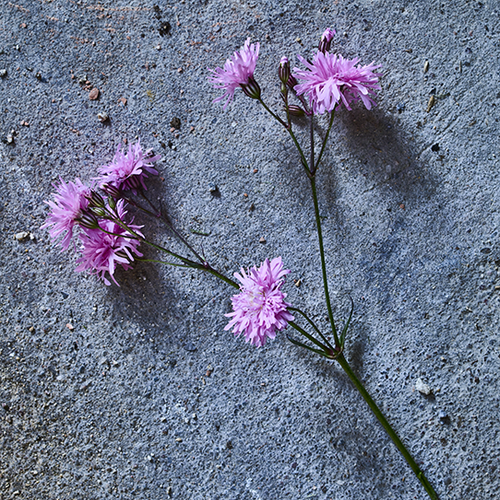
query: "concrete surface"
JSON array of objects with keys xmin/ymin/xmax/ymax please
[{"xmin": 1, "ymin": 0, "xmax": 499, "ymax": 499}]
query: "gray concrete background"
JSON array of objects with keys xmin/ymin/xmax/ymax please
[{"xmin": 1, "ymin": 0, "xmax": 499, "ymax": 499}]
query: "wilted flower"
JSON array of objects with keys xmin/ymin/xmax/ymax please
[
  {"xmin": 97, "ymin": 140, "xmax": 160, "ymax": 193},
  {"xmin": 75, "ymin": 200, "xmax": 143, "ymax": 286},
  {"xmin": 208, "ymin": 38, "xmax": 260, "ymax": 109},
  {"xmin": 41, "ymin": 178, "xmax": 91, "ymax": 251},
  {"xmin": 225, "ymin": 257, "xmax": 294, "ymax": 347},
  {"xmin": 293, "ymin": 52, "xmax": 381, "ymax": 114}
]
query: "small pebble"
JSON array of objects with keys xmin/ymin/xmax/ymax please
[
  {"xmin": 97, "ymin": 112, "xmax": 109, "ymax": 122},
  {"xmin": 415, "ymin": 378, "xmax": 432, "ymax": 395},
  {"xmin": 15, "ymin": 231, "xmax": 29, "ymax": 241},
  {"xmin": 0, "ymin": 69, "xmax": 7, "ymax": 78},
  {"xmin": 423, "ymin": 60, "xmax": 429, "ymax": 73},
  {"xmin": 208, "ymin": 183, "xmax": 218, "ymax": 193},
  {"xmin": 426, "ymin": 95, "xmax": 436, "ymax": 112},
  {"xmin": 79, "ymin": 380, "xmax": 92, "ymax": 391},
  {"xmin": 183, "ymin": 342, "xmax": 197, "ymax": 352},
  {"xmin": 170, "ymin": 117, "xmax": 181, "ymax": 129},
  {"xmin": 259, "ymin": 236, "xmax": 266, "ymax": 243},
  {"xmin": 438, "ymin": 410, "xmax": 448, "ymax": 420},
  {"xmin": 89, "ymin": 87, "xmax": 100, "ymax": 100},
  {"xmin": 66, "ymin": 323, "xmax": 74, "ymax": 330}
]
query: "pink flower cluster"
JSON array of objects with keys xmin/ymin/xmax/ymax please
[
  {"xmin": 42, "ymin": 141, "xmax": 160, "ymax": 285},
  {"xmin": 208, "ymin": 28, "xmax": 381, "ymax": 115},
  {"xmin": 225, "ymin": 257, "xmax": 294, "ymax": 347}
]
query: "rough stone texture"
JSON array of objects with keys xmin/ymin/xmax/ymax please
[{"xmin": 1, "ymin": 1, "xmax": 499, "ymax": 499}]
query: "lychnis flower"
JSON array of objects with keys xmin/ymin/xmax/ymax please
[
  {"xmin": 97, "ymin": 140, "xmax": 160, "ymax": 193},
  {"xmin": 225, "ymin": 257, "xmax": 294, "ymax": 347},
  {"xmin": 75, "ymin": 200, "xmax": 143, "ymax": 286},
  {"xmin": 208, "ymin": 38, "xmax": 260, "ymax": 109},
  {"xmin": 41, "ymin": 178, "xmax": 91, "ymax": 251},
  {"xmin": 293, "ymin": 51, "xmax": 381, "ymax": 114}
]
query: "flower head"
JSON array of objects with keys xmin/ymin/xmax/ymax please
[
  {"xmin": 41, "ymin": 178, "xmax": 91, "ymax": 251},
  {"xmin": 293, "ymin": 52, "xmax": 381, "ymax": 114},
  {"xmin": 225, "ymin": 257, "xmax": 294, "ymax": 347},
  {"xmin": 208, "ymin": 38, "xmax": 260, "ymax": 109},
  {"xmin": 97, "ymin": 140, "xmax": 160, "ymax": 194},
  {"xmin": 75, "ymin": 200, "xmax": 143, "ymax": 286}
]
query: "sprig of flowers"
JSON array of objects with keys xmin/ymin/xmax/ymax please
[
  {"xmin": 208, "ymin": 29, "xmax": 439, "ymax": 500},
  {"xmin": 43, "ymin": 28, "xmax": 439, "ymax": 500}
]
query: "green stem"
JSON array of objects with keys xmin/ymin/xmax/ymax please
[
  {"xmin": 258, "ymin": 97, "xmax": 309, "ymax": 170},
  {"xmin": 309, "ymin": 175, "xmax": 340, "ymax": 347},
  {"xmin": 288, "ymin": 320, "xmax": 332, "ymax": 354},
  {"xmin": 135, "ymin": 258, "xmax": 192, "ymax": 268},
  {"xmin": 137, "ymin": 191, "xmax": 206, "ymax": 264},
  {"xmin": 106, "ymin": 208, "xmax": 198, "ymax": 268},
  {"xmin": 313, "ymin": 109, "xmax": 335, "ymax": 173},
  {"xmin": 336, "ymin": 354, "xmax": 439, "ymax": 500},
  {"xmin": 202, "ymin": 267, "xmax": 239, "ymax": 289},
  {"xmin": 288, "ymin": 306, "xmax": 334, "ymax": 351}
]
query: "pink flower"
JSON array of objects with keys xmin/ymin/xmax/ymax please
[
  {"xmin": 97, "ymin": 140, "xmax": 160, "ymax": 193},
  {"xmin": 208, "ymin": 38, "xmax": 260, "ymax": 109},
  {"xmin": 75, "ymin": 200, "xmax": 143, "ymax": 286},
  {"xmin": 41, "ymin": 178, "xmax": 91, "ymax": 251},
  {"xmin": 293, "ymin": 52, "xmax": 381, "ymax": 114},
  {"xmin": 225, "ymin": 257, "xmax": 294, "ymax": 347}
]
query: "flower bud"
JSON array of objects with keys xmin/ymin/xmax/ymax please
[
  {"xmin": 108, "ymin": 196, "xmax": 116, "ymax": 210},
  {"xmin": 79, "ymin": 213, "xmax": 99, "ymax": 230},
  {"xmin": 88, "ymin": 190, "xmax": 105, "ymax": 208},
  {"xmin": 278, "ymin": 56, "xmax": 290, "ymax": 84},
  {"xmin": 318, "ymin": 28, "xmax": 336, "ymax": 54},
  {"xmin": 286, "ymin": 74, "xmax": 298, "ymax": 90},
  {"xmin": 101, "ymin": 183, "xmax": 122, "ymax": 199},
  {"xmin": 240, "ymin": 76, "xmax": 261, "ymax": 100},
  {"xmin": 90, "ymin": 206, "xmax": 106, "ymax": 217},
  {"xmin": 288, "ymin": 105, "xmax": 306, "ymax": 117}
]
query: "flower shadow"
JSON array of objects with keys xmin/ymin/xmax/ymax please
[{"xmin": 332, "ymin": 107, "xmax": 438, "ymax": 200}]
